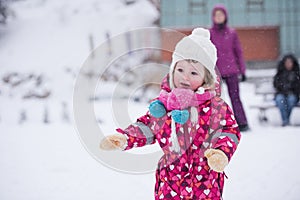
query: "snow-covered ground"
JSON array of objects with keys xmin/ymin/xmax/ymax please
[
  {"xmin": 1, "ymin": 0, "xmax": 300, "ymax": 200},
  {"xmin": 1, "ymin": 82, "xmax": 300, "ymax": 200}
]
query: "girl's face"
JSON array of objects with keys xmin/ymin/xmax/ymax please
[
  {"xmin": 213, "ymin": 10, "xmax": 226, "ymax": 24},
  {"xmin": 173, "ymin": 60, "xmax": 205, "ymax": 91},
  {"xmin": 284, "ymin": 58, "xmax": 293, "ymax": 71}
]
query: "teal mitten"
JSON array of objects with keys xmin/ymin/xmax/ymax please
[
  {"xmin": 171, "ymin": 109, "xmax": 189, "ymax": 124},
  {"xmin": 149, "ymin": 100, "xmax": 166, "ymax": 118}
]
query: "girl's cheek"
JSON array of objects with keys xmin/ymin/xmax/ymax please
[
  {"xmin": 192, "ymin": 76, "xmax": 204, "ymax": 83},
  {"xmin": 173, "ymin": 73, "xmax": 179, "ymax": 82},
  {"xmin": 191, "ymin": 78, "xmax": 204, "ymax": 87},
  {"xmin": 173, "ymin": 73, "xmax": 181, "ymax": 86}
]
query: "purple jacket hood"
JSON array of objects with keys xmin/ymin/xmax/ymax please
[{"xmin": 212, "ymin": 4, "xmax": 228, "ymax": 29}]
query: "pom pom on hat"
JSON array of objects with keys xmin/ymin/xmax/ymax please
[{"xmin": 191, "ymin": 27, "xmax": 210, "ymax": 38}]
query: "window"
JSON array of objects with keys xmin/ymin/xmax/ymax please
[
  {"xmin": 246, "ymin": 0, "xmax": 264, "ymax": 12},
  {"xmin": 188, "ymin": 0, "xmax": 207, "ymax": 14}
]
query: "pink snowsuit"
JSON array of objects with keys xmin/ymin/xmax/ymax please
[{"xmin": 117, "ymin": 75, "xmax": 241, "ymax": 199}]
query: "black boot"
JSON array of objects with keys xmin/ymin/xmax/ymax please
[{"xmin": 239, "ymin": 124, "xmax": 250, "ymax": 132}]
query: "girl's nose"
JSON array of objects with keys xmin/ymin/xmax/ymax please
[{"xmin": 182, "ymin": 72, "xmax": 189, "ymax": 81}]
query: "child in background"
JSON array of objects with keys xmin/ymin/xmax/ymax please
[
  {"xmin": 100, "ymin": 28, "xmax": 241, "ymax": 199},
  {"xmin": 273, "ymin": 54, "xmax": 300, "ymax": 126}
]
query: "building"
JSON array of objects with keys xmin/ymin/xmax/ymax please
[{"xmin": 159, "ymin": 0, "xmax": 300, "ymax": 65}]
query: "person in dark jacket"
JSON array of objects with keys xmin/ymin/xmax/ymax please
[
  {"xmin": 209, "ymin": 4, "xmax": 249, "ymax": 131},
  {"xmin": 273, "ymin": 54, "xmax": 300, "ymax": 126}
]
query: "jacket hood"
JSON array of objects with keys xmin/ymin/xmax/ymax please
[
  {"xmin": 160, "ymin": 74, "xmax": 172, "ymax": 92},
  {"xmin": 212, "ymin": 4, "xmax": 228, "ymax": 28},
  {"xmin": 277, "ymin": 54, "xmax": 300, "ymax": 74}
]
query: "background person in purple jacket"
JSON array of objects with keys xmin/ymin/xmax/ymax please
[{"xmin": 209, "ymin": 4, "xmax": 249, "ymax": 132}]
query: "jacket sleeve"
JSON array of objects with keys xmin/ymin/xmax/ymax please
[
  {"xmin": 273, "ymin": 73, "xmax": 283, "ymax": 92},
  {"xmin": 210, "ymin": 101, "xmax": 241, "ymax": 162},
  {"xmin": 233, "ymin": 30, "xmax": 246, "ymax": 75},
  {"xmin": 116, "ymin": 112, "xmax": 157, "ymax": 151},
  {"xmin": 292, "ymin": 72, "xmax": 300, "ymax": 94}
]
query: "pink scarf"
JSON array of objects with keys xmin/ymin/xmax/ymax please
[{"xmin": 158, "ymin": 87, "xmax": 216, "ymax": 111}]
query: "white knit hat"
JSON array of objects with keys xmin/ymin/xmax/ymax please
[{"xmin": 169, "ymin": 27, "xmax": 218, "ymax": 89}]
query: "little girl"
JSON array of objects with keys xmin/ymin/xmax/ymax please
[{"xmin": 100, "ymin": 28, "xmax": 241, "ymax": 199}]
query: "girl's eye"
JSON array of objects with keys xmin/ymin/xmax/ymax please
[
  {"xmin": 177, "ymin": 68, "xmax": 183, "ymax": 72},
  {"xmin": 191, "ymin": 71, "xmax": 198, "ymax": 75}
]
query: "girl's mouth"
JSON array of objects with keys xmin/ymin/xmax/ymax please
[{"xmin": 179, "ymin": 82, "xmax": 191, "ymax": 88}]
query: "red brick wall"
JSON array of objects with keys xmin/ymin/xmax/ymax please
[{"xmin": 161, "ymin": 26, "xmax": 280, "ymax": 62}]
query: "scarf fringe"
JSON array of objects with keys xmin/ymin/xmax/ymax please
[
  {"xmin": 170, "ymin": 119, "xmax": 180, "ymax": 153},
  {"xmin": 190, "ymin": 106, "xmax": 198, "ymax": 125}
]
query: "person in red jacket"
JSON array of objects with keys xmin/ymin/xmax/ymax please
[
  {"xmin": 100, "ymin": 28, "xmax": 241, "ymax": 199},
  {"xmin": 210, "ymin": 4, "xmax": 249, "ymax": 131}
]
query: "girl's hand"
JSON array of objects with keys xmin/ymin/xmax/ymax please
[
  {"xmin": 100, "ymin": 134, "xmax": 127, "ymax": 150},
  {"xmin": 204, "ymin": 149, "xmax": 228, "ymax": 172}
]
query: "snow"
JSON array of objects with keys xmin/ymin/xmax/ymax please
[
  {"xmin": 2, "ymin": 82, "xmax": 300, "ymax": 200},
  {"xmin": 222, "ymin": 81, "xmax": 300, "ymax": 200},
  {"xmin": 1, "ymin": 0, "xmax": 300, "ymax": 199}
]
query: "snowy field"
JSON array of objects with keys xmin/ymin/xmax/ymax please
[
  {"xmin": 1, "ymin": 82, "xmax": 300, "ymax": 200},
  {"xmin": 1, "ymin": 0, "xmax": 300, "ymax": 200}
]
